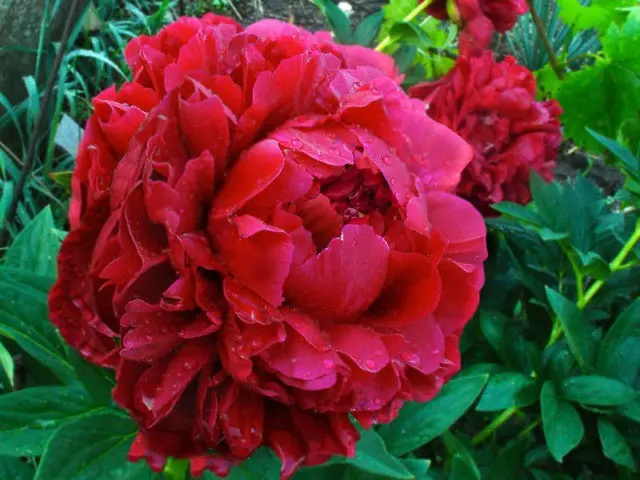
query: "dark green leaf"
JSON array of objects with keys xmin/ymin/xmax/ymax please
[
  {"xmin": 0, "ymin": 457, "xmax": 34, "ymax": 480},
  {"xmin": 442, "ymin": 432, "xmax": 481, "ymax": 479},
  {"xmin": 0, "ymin": 340, "xmax": 14, "ymax": 388},
  {"xmin": 619, "ymin": 398, "xmax": 640, "ymax": 423},
  {"xmin": 492, "ymin": 202, "xmax": 543, "ymax": 226},
  {"xmin": 346, "ymin": 429, "xmax": 412, "ymax": 479},
  {"xmin": 478, "ymin": 311, "xmax": 507, "ymax": 355},
  {"xmin": 378, "ymin": 374, "xmax": 488, "ymax": 456},
  {"xmin": 597, "ymin": 418, "xmax": 638, "ymax": 471},
  {"xmin": 66, "ymin": 350, "xmax": 115, "ymax": 405},
  {"xmin": 0, "ymin": 386, "xmax": 96, "ymax": 457},
  {"xmin": 314, "ymin": 0, "xmax": 352, "ymax": 44},
  {"xmin": 530, "ymin": 173, "xmax": 566, "ymax": 233},
  {"xmin": 541, "ymin": 381, "xmax": 584, "ymax": 462},
  {"xmin": 3, "ymin": 206, "xmax": 60, "ymax": 277},
  {"xmin": 575, "ymin": 251, "xmax": 611, "ymax": 280},
  {"xmin": 561, "ymin": 375, "xmax": 637, "ymax": 406},
  {"xmin": 0, "ymin": 268, "xmax": 73, "ymax": 382},
  {"xmin": 476, "ymin": 372, "xmax": 537, "ymax": 412},
  {"xmin": 352, "ymin": 12, "xmax": 384, "ymax": 46},
  {"xmin": 449, "ymin": 453, "xmax": 481, "ymax": 480},
  {"xmin": 545, "ymin": 287, "xmax": 597, "ymax": 369},
  {"xmin": 597, "ymin": 300, "xmax": 640, "ymax": 384},
  {"xmin": 388, "ymin": 22, "xmax": 432, "ymax": 47},
  {"xmin": 205, "ymin": 448, "xmax": 280, "ymax": 480},
  {"xmin": 486, "ymin": 439, "xmax": 526, "ymax": 480},
  {"xmin": 34, "ymin": 411, "xmax": 153, "ymax": 480},
  {"xmin": 587, "ymin": 128, "xmax": 640, "ymax": 180},
  {"xmin": 399, "ymin": 459, "xmax": 430, "ymax": 480},
  {"xmin": 392, "ymin": 45, "xmax": 416, "ymax": 74}
]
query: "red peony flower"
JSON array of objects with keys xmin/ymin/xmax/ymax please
[
  {"xmin": 49, "ymin": 14, "xmax": 487, "ymax": 479},
  {"xmin": 425, "ymin": 0, "xmax": 529, "ymax": 56},
  {"xmin": 410, "ymin": 51, "xmax": 562, "ymax": 214}
]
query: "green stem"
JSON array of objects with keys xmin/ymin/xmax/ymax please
[
  {"xmin": 578, "ymin": 219, "xmax": 640, "ymax": 309},
  {"xmin": 471, "ymin": 407, "xmax": 518, "ymax": 446},
  {"xmin": 375, "ymin": 0, "xmax": 434, "ymax": 52},
  {"xmin": 526, "ymin": 0, "xmax": 565, "ymax": 79},
  {"xmin": 163, "ymin": 458, "xmax": 189, "ymax": 480},
  {"xmin": 517, "ymin": 419, "xmax": 541, "ymax": 440}
]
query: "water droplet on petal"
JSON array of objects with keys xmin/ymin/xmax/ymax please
[
  {"xmin": 374, "ymin": 348, "xmax": 384, "ymax": 356},
  {"xmin": 364, "ymin": 359, "xmax": 376, "ymax": 369},
  {"xmin": 292, "ymin": 139, "xmax": 303, "ymax": 149},
  {"xmin": 431, "ymin": 349, "xmax": 440, "ymax": 356},
  {"xmin": 291, "ymin": 357, "xmax": 297, "ymax": 364},
  {"xmin": 323, "ymin": 359, "xmax": 334, "ymax": 368},
  {"xmin": 381, "ymin": 154, "xmax": 393, "ymax": 165},
  {"xmin": 374, "ymin": 397, "xmax": 382, "ymax": 405},
  {"xmin": 142, "ymin": 395, "xmax": 155, "ymax": 410}
]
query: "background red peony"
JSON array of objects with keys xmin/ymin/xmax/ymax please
[
  {"xmin": 49, "ymin": 14, "xmax": 487, "ymax": 479},
  {"xmin": 410, "ymin": 51, "xmax": 563, "ymax": 214},
  {"xmin": 426, "ymin": 0, "xmax": 529, "ymax": 56}
]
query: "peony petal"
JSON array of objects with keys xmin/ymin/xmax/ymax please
[
  {"xmin": 329, "ymin": 324, "xmax": 389, "ymax": 373},
  {"xmin": 213, "ymin": 215, "xmax": 294, "ymax": 307},
  {"xmin": 219, "ymin": 384, "xmax": 264, "ymax": 457},
  {"xmin": 366, "ymin": 251, "xmax": 441, "ymax": 328},
  {"xmin": 284, "ymin": 224, "xmax": 389, "ymax": 322},
  {"xmin": 212, "ymin": 140, "xmax": 285, "ymax": 219}
]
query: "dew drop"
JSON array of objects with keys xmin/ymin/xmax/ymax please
[
  {"xmin": 364, "ymin": 359, "xmax": 376, "ymax": 369},
  {"xmin": 374, "ymin": 397, "xmax": 382, "ymax": 405},
  {"xmin": 323, "ymin": 359, "xmax": 334, "ymax": 369},
  {"xmin": 431, "ymin": 349, "xmax": 441, "ymax": 356},
  {"xmin": 381, "ymin": 154, "xmax": 392, "ymax": 165},
  {"xmin": 291, "ymin": 357, "xmax": 297, "ymax": 364},
  {"xmin": 292, "ymin": 139, "xmax": 303, "ymax": 149},
  {"xmin": 373, "ymin": 348, "xmax": 384, "ymax": 356}
]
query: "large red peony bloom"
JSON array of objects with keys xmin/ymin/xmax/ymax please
[
  {"xmin": 49, "ymin": 14, "xmax": 487, "ymax": 479},
  {"xmin": 425, "ymin": 0, "xmax": 528, "ymax": 56},
  {"xmin": 410, "ymin": 51, "xmax": 562, "ymax": 214}
]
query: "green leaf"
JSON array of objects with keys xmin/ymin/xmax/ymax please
[
  {"xmin": 66, "ymin": 350, "xmax": 115, "ymax": 405},
  {"xmin": 587, "ymin": 128, "xmax": 640, "ymax": 181},
  {"xmin": 492, "ymin": 202, "xmax": 543, "ymax": 227},
  {"xmin": 392, "ymin": 45, "xmax": 417, "ymax": 74},
  {"xmin": 0, "ymin": 340, "xmax": 14, "ymax": 388},
  {"xmin": 597, "ymin": 300, "xmax": 640, "ymax": 384},
  {"xmin": 0, "ymin": 268, "xmax": 73, "ymax": 382},
  {"xmin": 352, "ymin": 12, "xmax": 384, "ymax": 46},
  {"xmin": 478, "ymin": 311, "xmax": 507, "ymax": 356},
  {"xmin": 541, "ymin": 381, "xmax": 584, "ymax": 462},
  {"xmin": 442, "ymin": 432, "xmax": 481, "ymax": 479},
  {"xmin": 575, "ymin": 251, "xmax": 611, "ymax": 280},
  {"xmin": 601, "ymin": 7, "xmax": 640, "ymax": 71},
  {"xmin": 49, "ymin": 171, "xmax": 73, "ymax": 191},
  {"xmin": 205, "ymin": 448, "xmax": 280, "ymax": 480},
  {"xmin": 449, "ymin": 454, "xmax": 481, "ymax": 480},
  {"xmin": 398, "ymin": 459, "xmax": 430, "ymax": 480},
  {"xmin": 0, "ymin": 457, "xmax": 34, "ymax": 480},
  {"xmin": 34, "ymin": 411, "xmax": 152, "ymax": 480},
  {"xmin": 313, "ymin": 0, "xmax": 352, "ymax": 44},
  {"xmin": 3, "ymin": 206, "xmax": 61, "ymax": 277},
  {"xmin": 561, "ymin": 375, "xmax": 637, "ymax": 406},
  {"xmin": 557, "ymin": 59, "xmax": 640, "ymax": 153},
  {"xmin": 545, "ymin": 287, "xmax": 597, "ymax": 370},
  {"xmin": 529, "ymin": 172, "xmax": 566, "ymax": 232},
  {"xmin": 619, "ymin": 398, "xmax": 640, "ymax": 423},
  {"xmin": 476, "ymin": 372, "xmax": 537, "ymax": 412},
  {"xmin": 378, "ymin": 374, "xmax": 489, "ymax": 456},
  {"xmin": 347, "ymin": 429, "xmax": 413, "ymax": 479},
  {"xmin": 486, "ymin": 439, "xmax": 526, "ymax": 480},
  {"xmin": 597, "ymin": 419, "xmax": 638, "ymax": 471},
  {"xmin": 558, "ymin": 0, "xmax": 636, "ymax": 33},
  {"xmin": 0, "ymin": 386, "xmax": 97, "ymax": 457}
]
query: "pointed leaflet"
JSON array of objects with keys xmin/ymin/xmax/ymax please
[
  {"xmin": 34, "ymin": 411, "xmax": 158, "ymax": 480},
  {"xmin": 561, "ymin": 376, "xmax": 637, "ymax": 406},
  {"xmin": 0, "ymin": 457, "xmax": 34, "ymax": 480},
  {"xmin": 541, "ymin": 381, "xmax": 584, "ymax": 462},
  {"xmin": 597, "ymin": 419, "xmax": 638, "ymax": 472},
  {"xmin": 346, "ymin": 429, "xmax": 413, "ymax": 479},
  {"xmin": 597, "ymin": 300, "xmax": 640, "ymax": 385},
  {"xmin": 378, "ymin": 374, "xmax": 489, "ymax": 456}
]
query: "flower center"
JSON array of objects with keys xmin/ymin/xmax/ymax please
[{"xmin": 320, "ymin": 168, "xmax": 393, "ymax": 223}]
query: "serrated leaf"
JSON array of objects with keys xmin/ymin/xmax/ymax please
[
  {"xmin": 352, "ymin": 12, "xmax": 384, "ymax": 46},
  {"xmin": 476, "ymin": 372, "xmax": 537, "ymax": 412},
  {"xmin": 0, "ymin": 457, "xmax": 34, "ymax": 480},
  {"xmin": 597, "ymin": 419, "xmax": 638, "ymax": 471},
  {"xmin": 545, "ymin": 287, "xmax": 597, "ymax": 369},
  {"xmin": 3, "ymin": 206, "xmax": 61, "ymax": 277},
  {"xmin": 541, "ymin": 381, "xmax": 584, "ymax": 462},
  {"xmin": 597, "ymin": 300, "xmax": 640, "ymax": 385},
  {"xmin": 0, "ymin": 386, "xmax": 97, "ymax": 457},
  {"xmin": 558, "ymin": 0, "xmax": 636, "ymax": 33},
  {"xmin": 378, "ymin": 374, "xmax": 489, "ymax": 456},
  {"xmin": 561, "ymin": 375, "xmax": 637, "ymax": 406},
  {"xmin": 0, "ymin": 268, "xmax": 73, "ymax": 383},
  {"xmin": 34, "ymin": 411, "xmax": 153, "ymax": 480}
]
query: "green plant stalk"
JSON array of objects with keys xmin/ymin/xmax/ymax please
[
  {"xmin": 579, "ymin": 219, "xmax": 640, "ymax": 309},
  {"xmin": 163, "ymin": 458, "xmax": 189, "ymax": 480},
  {"xmin": 526, "ymin": 0, "xmax": 565, "ymax": 79},
  {"xmin": 375, "ymin": 0, "xmax": 435, "ymax": 52},
  {"xmin": 473, "ymin": 220, "xmax": 640, "ymax": 446},
  {"xmin": 471, "ymin": 407, "xmax": 518, "ymax": 446}
]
